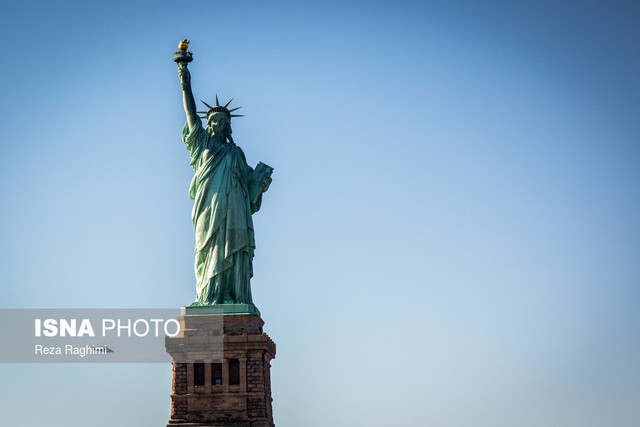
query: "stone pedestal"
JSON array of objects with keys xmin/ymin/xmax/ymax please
[{"xmin": 166, "ymin": 312, "xmax": 276, "ymax": 427}]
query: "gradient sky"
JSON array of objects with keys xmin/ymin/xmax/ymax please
[{"xmin": 0, "ymin": 1, "xmax": 639, "ymax": 426}]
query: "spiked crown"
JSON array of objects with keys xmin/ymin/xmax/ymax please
[{"xmin": 197, "ymin": 95, "xmax": 244, "ymax": 120}]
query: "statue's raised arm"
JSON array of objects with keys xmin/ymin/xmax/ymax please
[{"xmin": 174, "ymin": 40, "xmax": 199, "ymax": 132}]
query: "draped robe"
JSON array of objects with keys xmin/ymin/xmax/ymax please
[{"xmin": 183, "ymin": 121, "xmax": 265, "ymax": 305}]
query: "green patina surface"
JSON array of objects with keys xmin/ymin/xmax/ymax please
[
  {"xmin": 181, "ymin": 304, "xmax": 261, "ymax": 317},
  {"xmin": 176, "ymin": 46, "xmax": 272, "ymax": 313}
]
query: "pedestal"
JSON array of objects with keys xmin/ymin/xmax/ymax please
[{"xmin": 166, "ymin": 311, "xmax": 276, "ymax": 427}]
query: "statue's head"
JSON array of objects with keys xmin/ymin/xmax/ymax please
[
  {"xmin": 198, "ymin": 96, "xmax": 243, "ymax": 141},
  {"xmin": 206, "ymin": 112, "xmax": 231, "ymax": 138}
]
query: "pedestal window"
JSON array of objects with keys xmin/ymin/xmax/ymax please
[{"xmin": 229, "ymin": 358, "xmax": 240, "ymax": 385}]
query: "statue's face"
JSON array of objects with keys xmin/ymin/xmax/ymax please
[{"xmin": 207, "ymin": 113, "xmax": 230, "ymax": 137}]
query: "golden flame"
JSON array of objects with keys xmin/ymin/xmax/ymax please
[{"xmin": 178, "ymin": 39, "xmax": 190, "ymax": 51}]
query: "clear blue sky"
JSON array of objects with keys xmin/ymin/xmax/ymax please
[{"xmin": 1, "ymin": 1, "xmax": 639, "ymax": 426}]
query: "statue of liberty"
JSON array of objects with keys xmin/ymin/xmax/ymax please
[{"xmin": 174, "ymin": 40, "xmax": 273, "ymax": 311}]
